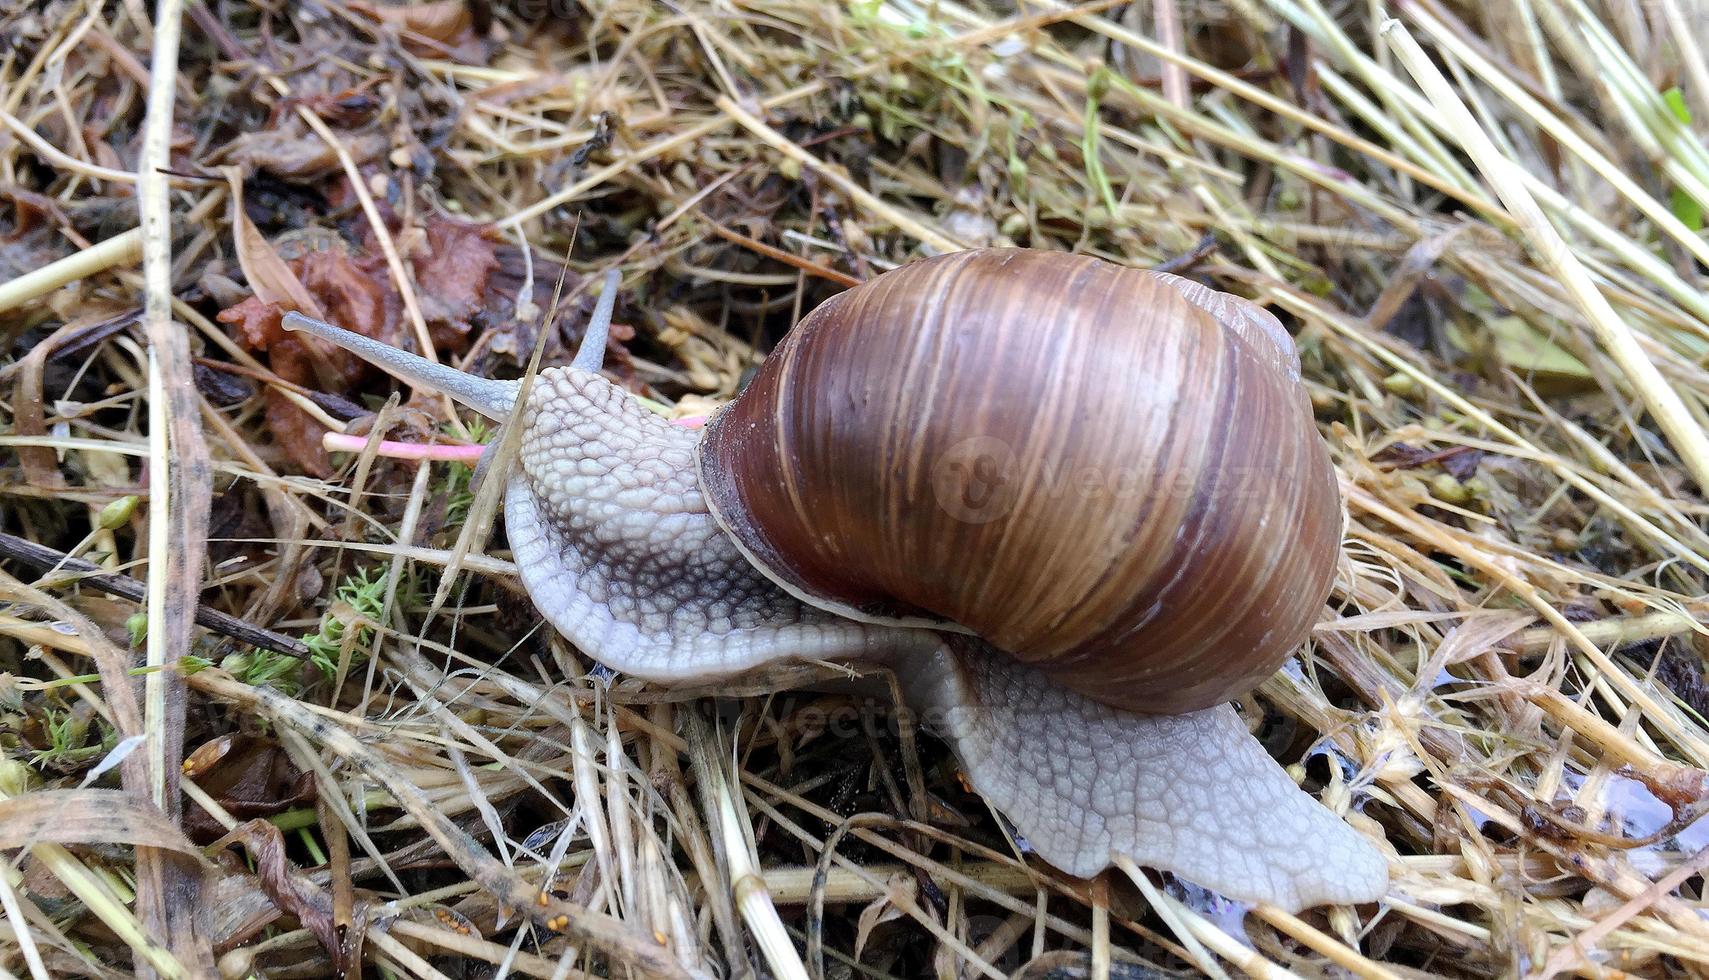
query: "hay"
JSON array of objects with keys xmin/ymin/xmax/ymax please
[{"xmin": 3, "ymin": 0, "xmax": 1709, "ymax": 976}]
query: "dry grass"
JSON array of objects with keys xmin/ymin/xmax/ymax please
[{"xmin": 4, "ymin": 0, "xmax": 1709, "ymax": 976}]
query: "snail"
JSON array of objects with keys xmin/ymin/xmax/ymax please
[{"xmin": 283, "ymin": 248, "xmax": 1389, "ymax": 912}]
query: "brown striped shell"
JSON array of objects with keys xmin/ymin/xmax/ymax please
[{"xmin": 695, "ymin": 248, "xmax": 1340, "ymax": 714}]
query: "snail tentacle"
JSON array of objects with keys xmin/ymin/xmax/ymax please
[
  {"xmin": 570, "ymin": 268, "xmax": 622, "ymax": 373},
  {"xmin": 897, "ymin": 642, "xmax": 1390, "ymax": 912},
  {"xmin": 281, "ymin": 311, "xmax": 520, "ymax": 421}
]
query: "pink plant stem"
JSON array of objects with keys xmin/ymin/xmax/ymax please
[
  {"xmin": 322, "ymin": 431, "xmax": 488, "ymax": 463},
  {"xmin": 323, "ymin": 414, "xmax": 709, "ymax": 461}
]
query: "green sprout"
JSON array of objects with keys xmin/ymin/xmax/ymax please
[
  {"xmin": 225, "ymin": 565, "xmax": 389, "ymax": 692},
  {"xmin": 224, "ymin": 646, "xmax": 306, "ymax": 693},
  {"xmin": 29, "ymin": 705, "xmax": 113, "ymax": 772},
  {"xmin": 302, "ymin": 564, "xmax": 390, "ymax": 679},
  {"xmin": 125, "ymin": 612, "xmax": 148, "ymax": 648},
  {"xmin": 443, "ymin": 417, "xmax": 491, "ymax": 529}
]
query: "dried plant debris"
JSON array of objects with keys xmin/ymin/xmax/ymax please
[
  {"xmin": 181, "ymin": 734, "xmax": 316, "ymax": 842},
  {"xmin": 5, "ymin": 0, "xmax": 1709, "ymax": 976}
]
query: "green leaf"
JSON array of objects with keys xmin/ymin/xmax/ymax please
[
  {"xmin": 1663, "ymin": 86, "xmax": 1693, "ymax": 124},
  {"xmin": 1672, "ymin": 187, "xmax": 1703, "ymax": 231},
  {"xmin": 1081, "ymin": 66, "xmax": 1119, "ymax": 221},
  {"xmin": 1660, "ymin": 89, "xmax": 1703, "ymax": 228},
  {"xmin": 1472, "ymin": 315, "xmax": 1592, "ymax": 381}
]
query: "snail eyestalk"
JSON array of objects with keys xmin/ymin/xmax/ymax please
[
  {"xmin": 571, "ymin": 268, "xmax": 623, "ymax": 373},
  {"xmin": 281, "ymin": 311, "xmax": 520, "ymax": 421}
]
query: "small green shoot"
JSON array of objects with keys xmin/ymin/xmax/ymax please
[
  {"xmin": 29, "ymin": 706, "xmax": 114, "ymax": 773},
  {"xmin": 224, "ymin": 565, "xmax": 390, "ymax": 692},
  {"xmin": 1664, "ymin": 89, "xmax": 1703, "ymax": 231},
  {"xmin": 125, "ymin": 612, "xmax": 147, "ymax": 648},
  {"xmin": 302, "ymin": 564, "xmax": 390, "ymax": 678},
  {"xmin": 442, "ymin": 418, "xmax": 491, "ymax": 529},
  {"xmin": 1081, "ymin": 65, "xmax": 1120, "ymax": 222}
]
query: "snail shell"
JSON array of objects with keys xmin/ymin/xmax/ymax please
[{"xmin": 697, "ymin": 248, "xmax": 1340, "ymax": 714}]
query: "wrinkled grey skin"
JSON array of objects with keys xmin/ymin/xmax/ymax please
[{"xmin": 282, "ymin": 291, "xmax": 1388, "ymax": 913}]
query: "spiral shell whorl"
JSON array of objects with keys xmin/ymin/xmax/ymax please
[{"xmin": 697, "ymin": 248, "xmax": 1340, "ymax": 714}]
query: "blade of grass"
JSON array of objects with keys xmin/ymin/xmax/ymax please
[
  {"xmin": 1383, "ymin": 20, "xmax": 1709, "ymax": 500},
  {"xmin": 136, "ymin": 0, "xmax": 214, "ymax": 969}
]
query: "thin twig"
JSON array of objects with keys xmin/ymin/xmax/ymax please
[{"xmin": 0, "ymin": 531, "xmax": 312, "ymax": 660}]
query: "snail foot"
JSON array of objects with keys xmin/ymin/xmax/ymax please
[{"xmin": 901, "ymin": 645, "xmax": 1390, "ymax": 912}]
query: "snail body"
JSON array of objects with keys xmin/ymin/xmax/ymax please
[{"xmin": 284, "ymin": 248, "xmax": 1388, "ymax": 913}]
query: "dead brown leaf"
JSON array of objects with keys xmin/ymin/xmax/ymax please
[
  {"xmin": 215, "ymin": 297, "xmax": 344, "ymax": 473},
  {"xmin": 219, "ymin": 121, "xmax": 387, "ymax": 180},
  {"xmin": 0, "ymin": 790, "xmax": 206, "ymax": 859},
  {"xmin": 270, "ymin": 390, "xmax": 339, "ymax": 477},
  {"xmin": 225, "ymin": 169, "xmax": 324, "ymax": 320},
  {"xmin": 212, "ymin": 197, "xmax": 551, "ymax": 473},
  {"xmin": 296, "ymin": 247, "xmax": 401, "ymax": 356},
  {"xmin": 219, "ymin": 238, "xmax": 407, "ymax": 474},
  {"xmin": 351, "ymin": 0, "xmax": 472, "ymax": 43},
  {"xmin": 9, "ymin": 318, "xmax": 89, "ymax": 488},
  {"xmin": 288, "ymin": 87, "xmax": 384, "ymax": 129},
  {"xmin": 409, "ymin": 214, "xmax": 500, "ymax": 349},
  {"xmin": 854, "ymin": 872, "xmax": 919, "ymax": 960},
  {"xmin": 183, "ymin": 734, "xmax": 317, "ymax": 843},
  {"xmin": 217, "ymin": 295, "xmax": 286, "ymax": 352},
  {"xmin": 211, "ymin": 820, "xmax": 365, "ymax": 974}
]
